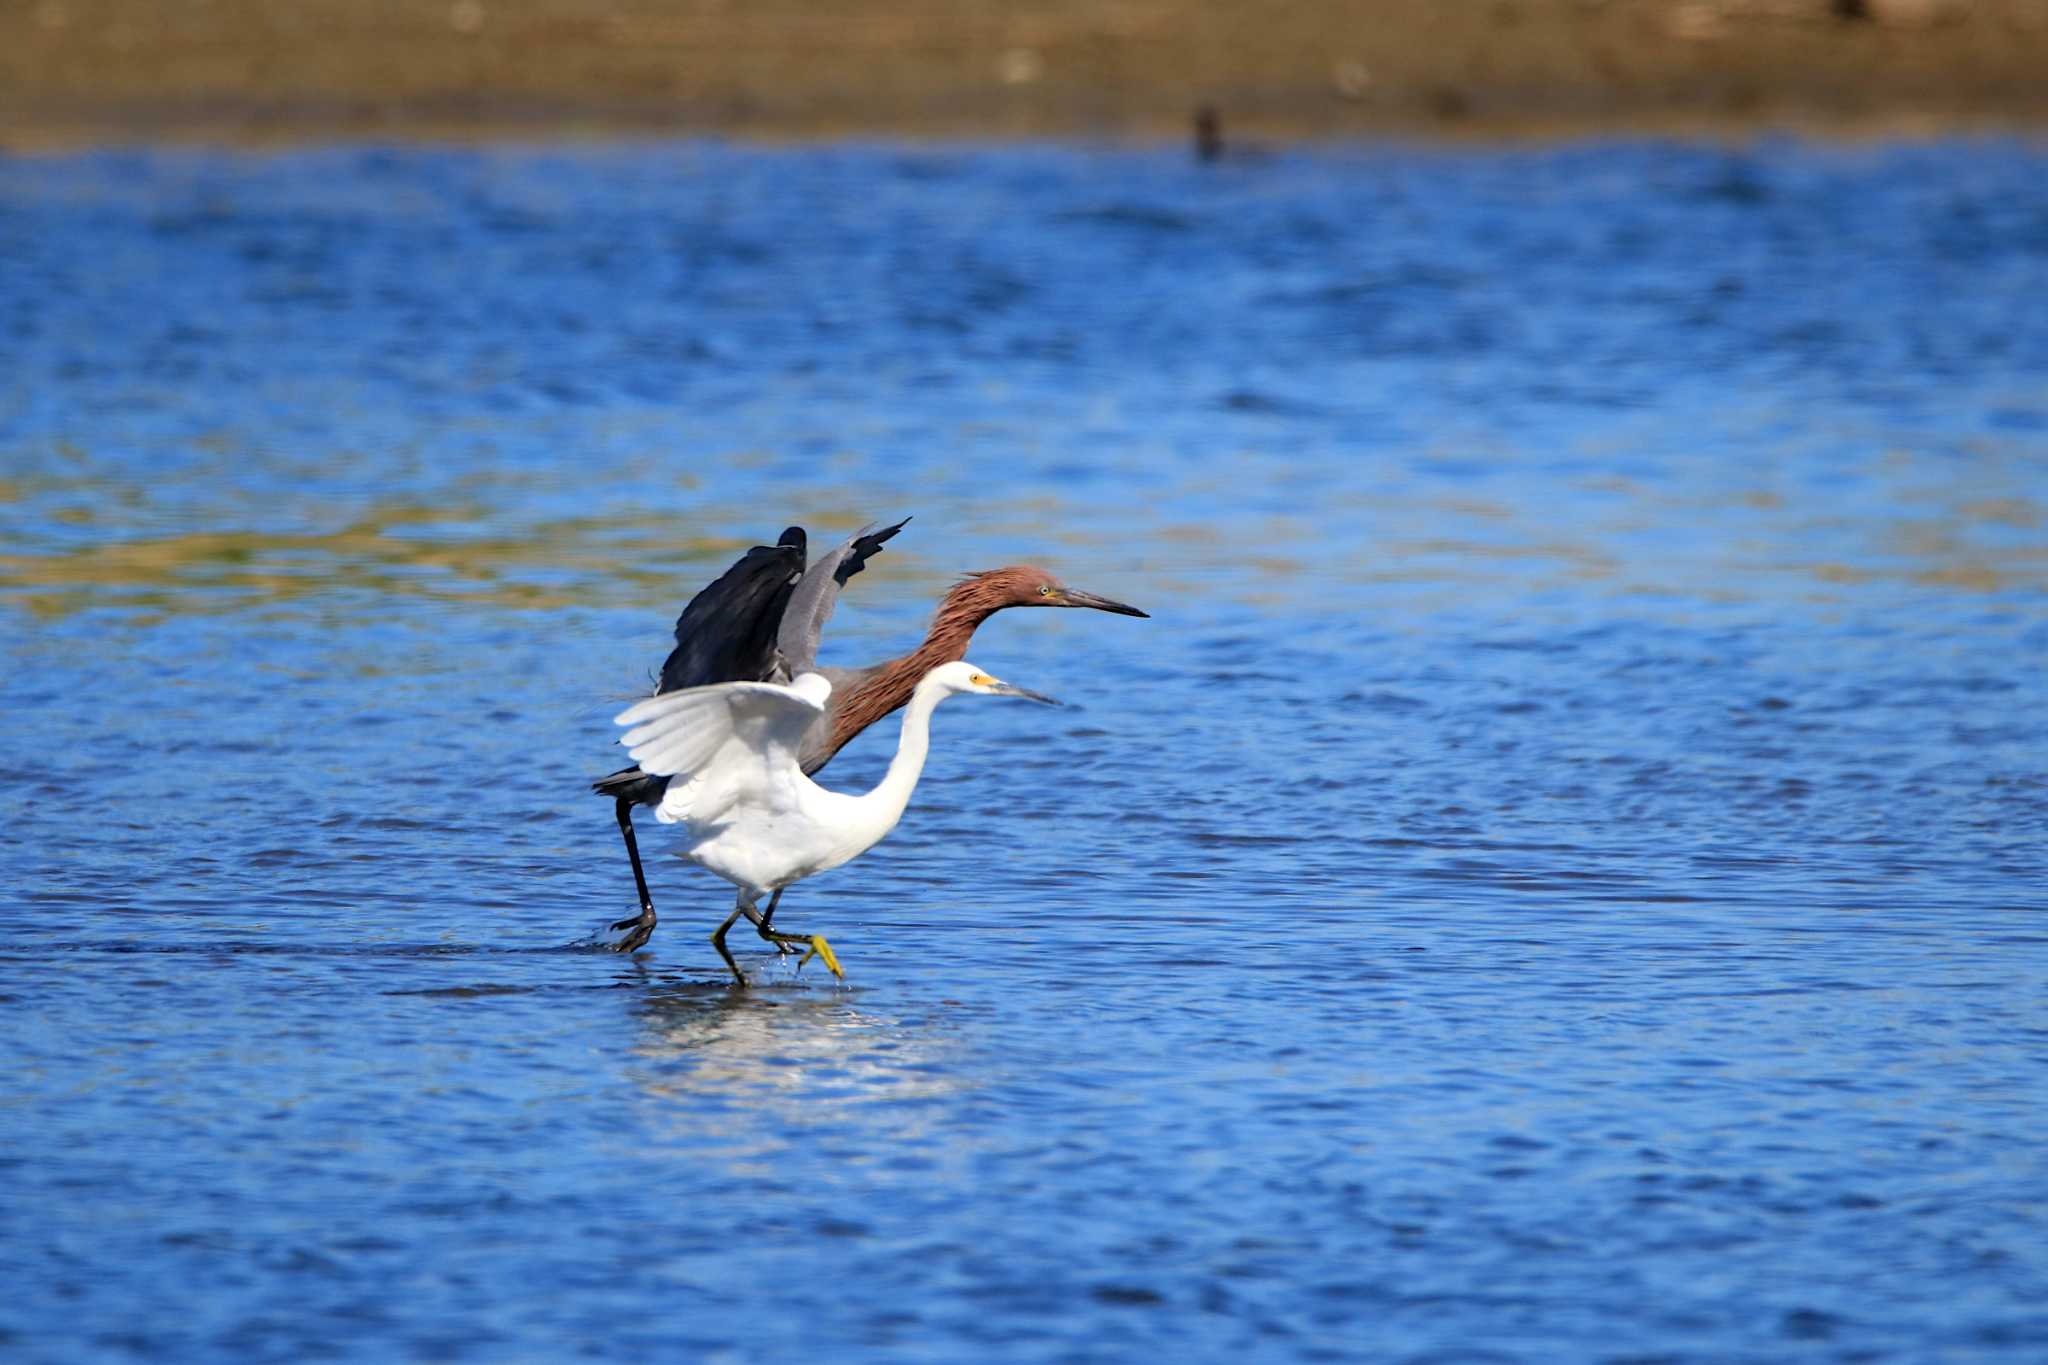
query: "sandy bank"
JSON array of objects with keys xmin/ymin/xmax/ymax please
[{"xmin": 4, "ymin": 0, "xmax": 2046, "ymax": 146}]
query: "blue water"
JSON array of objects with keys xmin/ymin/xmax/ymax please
[{"xmin": 3, "ymin": 138, "xmax": 2047, "ymax": 1361}]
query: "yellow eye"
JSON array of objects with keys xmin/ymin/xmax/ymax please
[
  {"xmin": 968, "ymin": 672, "xmax": 994, "ymax": 686},
  {"xmin": 1038, "ymin": 584, "xmax": 1055, "ymax": 596}
]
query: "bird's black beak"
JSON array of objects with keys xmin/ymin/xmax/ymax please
[
  {"xmin": 1059, "ymin": 588, "xmax": 1149, "ymax": 618},
  {"xmin": 989, "ymin": 682, "xmax": 1062, "ymax": 706}
]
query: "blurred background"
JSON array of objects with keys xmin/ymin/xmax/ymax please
[
  {"xmin": 5, "ymin": 4, "xmax": 2047, "ymax": 1363},
  {"xmin": 5, "ymin": 0, "xmax": 2047, "ymax": 145}
]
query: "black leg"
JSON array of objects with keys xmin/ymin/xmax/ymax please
[
  {"xmin": 756, "ymin": 888, "xmax": 796, "ymax": 953},
  {"xmin": 608, "ymin": 797, "xmax": 658, "ymax": 951},
  {"xmin": 710, "ymin": 901, "xmax": 749, "ymax": 987}
]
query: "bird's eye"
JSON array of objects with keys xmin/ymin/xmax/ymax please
[{"xmin": 1038, "ymin": 584, "xmax": 1054, "ymax": 596}]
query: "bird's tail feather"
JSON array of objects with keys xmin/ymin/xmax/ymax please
[{"xmin": 592, "ymin": 766, "xmax": 670, "ymax": 806}]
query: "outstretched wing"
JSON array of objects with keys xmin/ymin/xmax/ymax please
[
  {"xmin": 655, "ymin": 527, "xmax": 807, "ymax": 693},
  {"xmin": 774, "ymin": 517, "xmax": 909, "ymax": 676},
  {"xmin": 615, "ymin": 675, "xmax": 830, "ymax": 825}
]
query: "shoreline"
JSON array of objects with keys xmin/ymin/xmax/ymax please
[
  {"xmin": 5, "ymin": 1, "xmax": 2047, "ymax": 151},
  {"xmin": 8, "ymin": 105, "xmax": 2048, "ymax": 156}
]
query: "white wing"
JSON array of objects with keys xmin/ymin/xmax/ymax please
[{"xmin": 614, "ymin": 674, "xmax": 830, "ymax": 825}]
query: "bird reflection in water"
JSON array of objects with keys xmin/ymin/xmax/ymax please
[{"xmin": 623, "ymin": 972, "xmax": 974, "ymax": 1165}]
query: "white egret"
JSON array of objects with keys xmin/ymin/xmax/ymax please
[{"xmin": 611, "ymin": 659, "xmax": 1058, "ymax": 984}]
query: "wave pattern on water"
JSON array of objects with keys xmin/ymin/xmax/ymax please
[{"xmin": 1, "ymin": 140, "xmax": 2046, "ymax": 1362}]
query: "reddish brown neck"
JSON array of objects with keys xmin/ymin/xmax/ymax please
[{"xmin": 820, "ymin": 578, "xmax": 1012, "ymax": 763}]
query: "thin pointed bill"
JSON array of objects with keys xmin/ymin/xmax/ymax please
[
  {"xmin": 989, "ymin": 682, "xmax": 1062, "ymax": 706},
  {"xmin": 1061, "ymin": 588, "xmax": 1149, "ymax": 618}
]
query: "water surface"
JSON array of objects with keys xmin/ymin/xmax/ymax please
[{"xmin": 3, "ymin": 139, "xmax": 2046, "ymax": 1361}]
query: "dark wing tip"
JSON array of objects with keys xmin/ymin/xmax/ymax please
[
  {"xmin": 835, "ymin": 515, "xmax": 913, "ymax": 586},
  {"xmin": 864, "ymin": 515, "xmax": 911, "ymax": 548}
]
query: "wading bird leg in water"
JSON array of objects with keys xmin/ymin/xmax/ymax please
[
  {"xmin": 709, "ymin": 902, "xmax": 747, "ymax": 985},
  {"xmin": 608, "ymin": 796, "xmax": 658, "ymax": 952},
  {"xmin": 708, "ymin": 893, "xmax": 842, "ymax": 986},
  {"xmin": 755, "ymin": 887, "xmax": 794, "ymax": 952},
  {"xmin": 742, "ymin": 899, "xmax": 842, "ymax": 979}
]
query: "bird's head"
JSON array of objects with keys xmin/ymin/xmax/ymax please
[
  {"xmin": 964, "ymin": 566, "xmax": 1149, "ymax": 617},
  {"xmin": 925, "ymin": 660, "xmax": 1061, "ymax": 705}
]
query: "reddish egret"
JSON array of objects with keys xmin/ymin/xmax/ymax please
[
  {"xmin": 596, "ymin": 520, "xmax": 1146, "ymax": 955},
  {"xmin": 614, "ymin": 661, "xmax": 1058, "ymax": 983}
]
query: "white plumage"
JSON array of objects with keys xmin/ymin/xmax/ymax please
[
  {"xmin": 618, "ymin": 675, "xmax": 828, "ymax": 825},
  {"xmin": 607, "ymin": 659, "xmax": 1057, "ymax": 983}
]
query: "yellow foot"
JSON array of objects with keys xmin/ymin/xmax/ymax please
[{"xmin": 797, "ymin": 935, "xmax": 845, "ymax": 980}]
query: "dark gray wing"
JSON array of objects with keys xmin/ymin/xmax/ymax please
[
  {"xmin": 597, "ymin": 520, "xmax": 901, "ymax": 807},
  {"xmin": 774, "ymin": 517, "xmax": 908, "ymax": 676},
  {"xmin": 597, "ymin": 526, "xmax": 808, "ymax": 806},
  {"xmin": 656, "ymin": 526, "xmax": 806, "ymax": 693}
]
